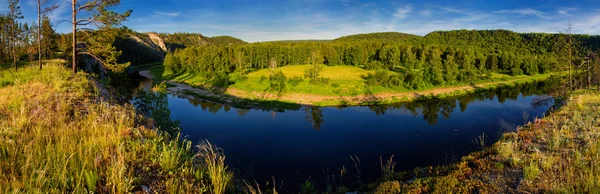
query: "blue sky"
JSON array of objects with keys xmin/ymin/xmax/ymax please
[{"xmin": 3, "ymin": 0, "xmax": 600, "ymax": 42}]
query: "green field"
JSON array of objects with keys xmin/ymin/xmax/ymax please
[
  {"xmin": 158, "ymin": 64, "xmax": 556, "ymax": 98},
  {"xmin": 231, "ymin": 65, "xmax": 383, "ymax": 96}
]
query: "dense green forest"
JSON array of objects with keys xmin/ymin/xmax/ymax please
[
  {"xmin": 333, "ymin": 31, "xmax": 420, "ymax": 42},
  {"xmin": 162, "ymin": 30, "xmax": 595, "ymax": 90}
]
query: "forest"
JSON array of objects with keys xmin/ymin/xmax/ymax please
[{"xmin": 162, "ymin": 30, "xmax": 594, "ymax": 92}]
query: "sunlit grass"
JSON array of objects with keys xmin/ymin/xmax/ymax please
[
  {"xmin": 157, "ymin": 64, "xmax": 557, "ymax": 100},
  {"xmin": 387, "ymin": 88, "xmax": 600, "ymax": 193},
  {"xmin": 0, "ymin": 64, "xmax": 229, "ymax": 193}
]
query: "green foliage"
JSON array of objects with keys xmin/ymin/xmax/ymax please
[
  {"xmin": 288, "ymin": 76, "xmax": 304, "ymax": 86},
  {"xmin": 209, "ymin": 36, "xmax": 246, "ymax": 45},
  {"xmin": 259, "ymin": 75, "xmax": 267, "ymax": 83},
  {"xmin": 304, "ymin": 62, "xmax": 330, "ymax": 85},
  {"xmin": 524, "ymin": 162, "xmax": 541, "ymax": 181},
  {"xmin": 374, "ymin": 181, "xmax": 401, "ymax": 194},
  {"xmin": 164, "ymin": 52, "xmax": 180, "ymax": 73},
  {"xmin": 269, "ymin": 70, "xmax": 287, "ymax": 94},
  {"xmin": 300, "ymin": 180, "xmax": 317, "ymax": 194},
  {"xmin": 334, "ymin": 32, "xmax": 420, "ymax": 42},
  {"xmin": 133, "ymin": 82, "xmax": 180, "ymax": 135},
  {"xmin": 0, "ymin": 65, "xmax": 220, "ymax": 193},
  {"xmin": 364, "ymin": 70, "xmax": 404, "ymax": 89}
]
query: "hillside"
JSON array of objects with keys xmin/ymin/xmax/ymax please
[
  {"xmin": 208, "ymin": 36, "xmax": 247, "ymax": 45},
  {"xmin": 334, "ymin": 32, "xmax": 421, "ymax": 42},
  {"xmin": 0, "ymin": 64, "xmax": 230, "ymax": 193}
]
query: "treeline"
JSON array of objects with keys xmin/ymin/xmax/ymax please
[
  {"xmin": 334, "ymin": 32, "xmax": 420, "ymax": 42},
  {"xmin": 0, "ymin": 12, "xmax": 58, "ymax": 66},
  {"xmin": 158, "ymin": 32, "xmax": 246, "ymax": 51},
  {"xmin": 165, "ymin": 30, "xmax": 568, "ymax": 89}
]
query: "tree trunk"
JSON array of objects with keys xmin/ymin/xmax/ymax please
[
  {"xmin": 38, "ymin": 0, "xmax": 42, "ymax": 70},
  {"xmin": 11, "ymin": 16, "xmax": 16, "ymax": 71},
  {"xmin": 72, "ymin": 0, "xmax": 77, "ymax": 74}
]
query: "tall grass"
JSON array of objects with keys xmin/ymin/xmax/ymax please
[
  {"xmin": 0, "ymin": 64, "xmax": 230, "ymax": 193},
  {"xmin": 384, "ymin": 88, "xmax": 600, "ymax": 193},
  {"xmin": 195, "ymin": 140, "xmax": 232, "ymax": 194}
]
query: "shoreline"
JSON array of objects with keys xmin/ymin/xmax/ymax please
[{"xmin": 139, "ymin": 70, "xmax": 554, "ymax": 109}]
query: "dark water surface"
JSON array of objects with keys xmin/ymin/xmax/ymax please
[{"xmin": 134, "ymin": 77, "xmax": 558, "ymax": 185}]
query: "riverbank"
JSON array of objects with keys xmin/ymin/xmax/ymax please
[
  {"xmin": 141, "ymin": 68, "xmax": 557, "ymax": 108},
  {"xmin": 0, "ymin": 65, "xmax": 230, "ymax": 193},
  {"xmin": 369, "ymin": 89, "xmax": 600, "ymax": 193}
]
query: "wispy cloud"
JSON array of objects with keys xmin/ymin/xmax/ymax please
[
  {"xmin": 155, "ymin": 11, "xmax": 181, "ymax": 17},
  {"xmin": 393, "ymin": 5, "xmax": 413, "ymax": 19},
  {"xmin": 494, "ymin": 8, "xmax": 546, "ymax": 18},
  {"xmin": 558, "ymin": 8, "xmax": 577, "ymax": 16},
  {"xmin": 420, "ymin": 9, "xmax": 431, "ymax": 16}
]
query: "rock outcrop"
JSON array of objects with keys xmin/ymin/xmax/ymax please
[{"xmin": 148, "ymin": 32, "xmax": 168, "ymax": 52}]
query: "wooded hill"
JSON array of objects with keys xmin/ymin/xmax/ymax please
[
  {"xmin": 161, "ymin": 29, "xmax": 599, "ymax": 90},
  {"xmin": 334, "ymin": 32, "xmax": 420, "ymax": 42}
]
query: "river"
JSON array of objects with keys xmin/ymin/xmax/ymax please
[{"xmin": 132, "ymin": 75, "xmax": 559, "ymax": 186}]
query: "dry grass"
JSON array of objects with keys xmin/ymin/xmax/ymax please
[
  {"xmin": 381, "ymin": 88, "xmax": 600, "ymax": 193},
  {"xmin": 0, "ymin": 65, "xmax": 230, "ymax": 193}
]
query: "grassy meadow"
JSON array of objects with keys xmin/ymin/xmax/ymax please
[
  {"xmin": 0, "ymin": 64, "xmax": 231, "ymax": 193},
  {"xmin": 152, "ymin": 64, "xmax": 557, "ymax": 107}
]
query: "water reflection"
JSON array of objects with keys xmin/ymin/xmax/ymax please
[
  {"xmin": 132, "ymin": 75, "xmax": 562, "ymax": 186},
  {"xmin": 174, "ymin": 79, "xmax": 560, "ymax": 129}
]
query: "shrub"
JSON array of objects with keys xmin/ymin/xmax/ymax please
[
  {"xmin": 374, "ymin": 181, "xmax": 401, "ymax": 194},
  {"xmin": 364, "ymin": 70, "xmax": 404, "ymax": 88},
  {"xmin": 288, "ymin": 76, "xmax": 304, "ymax": 86},
  {"xmin": 510, "ymin": 67, "xmax": 523, "ymax": 76},
  {"xmin": 269, "ymin": 70, "xmax": 287, "ymax": 94},
  {"xmin": 365, "ymin": 60, "xmax": 384, "ymax": 70},
  {"xmin": 259, "ymin": 75, "xmax": 267, "ymax": 83},
  {"xmin": 309, "ymin": 77, "xmax": 330, "ymax": 85},
  {"xmin": 524, "ymin": 162, "xmax": 541, "ymax": 181}
]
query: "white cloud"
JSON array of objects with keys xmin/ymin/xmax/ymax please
[
  {"xmin": 494, "ymin": 8, "xmax": 547, "ymax": 19},
  {"xmin": 393, "ymin": 6, "xmax": 412, "ymax": 19},
  {"xmin": 438, "ymin": 6, "xmax": 464, "ymax": 14},
  {"xmin": 420, "ymin": 9, "xmax": 431, "ymax": 16},
  {"xmin": 558, "ymin": 8, "xmax": 577, "ymax": 16},
  {"xmin": 155, "ymin": 11, "xmax": 181, "ymax": 17}
]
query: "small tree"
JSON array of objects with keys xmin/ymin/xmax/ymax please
[
  {"xmin": 304, "ymin": 50, "xmax": 325, "ymax": 83},
  {"xmin": 8, "ymin": 0, "xmax": 23, "ymax": 71},
  {"xmin": 37, "ymin": 0, "xmax": 58, "ymax": 69},
  {"xmin": 269, "ymin": 57, "xmax": 277, "ymax": 71},
  {"xmin": 69, "ymin": 0, "xmax": 132, "ymax": 74},
  {"xmin": 560, "ymin": 22, "xmax": 575, "ymax": 90}
]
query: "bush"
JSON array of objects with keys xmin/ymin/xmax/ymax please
[
  {"xmin": 269, "ymin": 70, "xmax": 287, "ymax": 94},
  {"xmin": 524, "ymin": 162, "xmax": 541, "ymax": 181},
  {"xmin": 374, "ymin": 181, "xmax": 401, "ymax": 194},
  {"xmin": 309, "ymin": 77, "xmax": 330, "ymax": 85},
  {"xmin": 364, "ymin": 69, "xmax": 404, "ymax": 88},
  {"xmin": 210, "ymin": 73, "xmax": 232, "ymax": 87},
  {"xmin": 288, "ymin": 76, "xmax": 304, "ymax": 86},
  {"xmin": 365, "ymin": 60, "xmax": 384, "ymax": 70},
  {"xmin": 259, "ymin": 75, "xmax": 267, "ymax": 83},
  {"xmin": 510, "ymin": 67, "xmax": 523, "ymax": 76}
]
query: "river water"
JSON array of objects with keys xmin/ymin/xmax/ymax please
[{"xmin": 133, "ymin": 76, "xmax": 558, "ymax": 186}]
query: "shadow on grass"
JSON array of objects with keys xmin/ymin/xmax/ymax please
[
  {"xmin": 130, "ymin": 65, "xmax": 303, "ymax": 111},
  {"xmin": 131, "ymin": 65, "xmax": 564, "ymax": 116}
]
